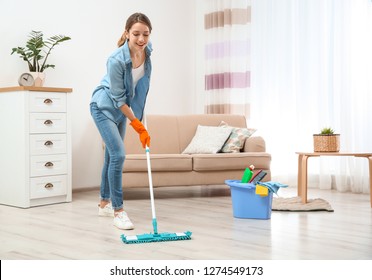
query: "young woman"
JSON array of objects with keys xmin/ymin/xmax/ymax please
[{"xmin": 90, "ymin": 13, "xmax": 152, "ymax": 230}]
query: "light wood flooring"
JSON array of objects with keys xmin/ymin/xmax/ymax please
[{"xmin": 0, "ymin": 185, "xmax": 371, "ymax": 260}]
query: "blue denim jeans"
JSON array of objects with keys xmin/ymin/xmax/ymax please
[{"xmin": 90, "ymin": 103, "xmax": 127, "ymax": 210}]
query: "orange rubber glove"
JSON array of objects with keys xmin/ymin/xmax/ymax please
[{"xmin": 130, "ymin": 118, "xmax": 150, "ymax": 148}]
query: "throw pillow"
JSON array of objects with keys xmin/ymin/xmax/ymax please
[
  {"xmin": 182, "ymin": 125, "xmax": 233, "ymax": 154},
  {"xmin": 219, "ymin": 121, "xmax": 256, "ymax": 153}
]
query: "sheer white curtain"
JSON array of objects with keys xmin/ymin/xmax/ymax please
[
  {"xmin": 250, "ymin": 0, "xmax": 372, "ymax": 193},
  {"xmin": 204, "ymin": 0, "xmax": 252, "ymax": 118}
]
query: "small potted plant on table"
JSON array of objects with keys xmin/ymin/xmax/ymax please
[
  {"xmin": 313, "ymin": 127, "xmax": 340, "ymax": 152},
  {"xmin": 11, "ymin": 30, "xmax": 71, "ymax": 87}
]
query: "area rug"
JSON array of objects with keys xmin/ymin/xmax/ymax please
[{"xmin": 272, "ymin": 196, "xmax": 334, "ymax": 212}]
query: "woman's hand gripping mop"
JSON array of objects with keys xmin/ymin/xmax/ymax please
[{"xmin": 121, "ymin": 119, "xmax": 192, "ymax": 244}]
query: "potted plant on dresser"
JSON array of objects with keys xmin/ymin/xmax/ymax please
[
  {"xmin": 11, "ymin": 30, "xmax": 71, "ymax": 87},
  {"xmin": 313, "ymin": 127, "xmax": 340, "ymax": 152}
]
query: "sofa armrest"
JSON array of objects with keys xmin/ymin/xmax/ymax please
[{"xmin": 243, "ymin": 136, "xmax": 266, "ymax": 152}]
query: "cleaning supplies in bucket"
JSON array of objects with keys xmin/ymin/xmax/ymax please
[
  {"xmin": 225, "ymin": 167, "xmax": 288, "ymax": 219},
  {"xmin": 242, "ymin": 165, "xmax": 268, "ymax": 184},
  {"xmin": 255, "ymin": 181, "xmax": 288, "ymax": 195},
  {"xmin": 241, "ymin": 165, "xmax": 255, "ymax": 183},
  {"xmin": 226, "ymin": 180, "xmax": 273, "ymax": 219}
]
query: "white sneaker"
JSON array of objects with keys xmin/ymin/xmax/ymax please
[
  {"xmin": 98, "ymin": 203, "xmax": 114, "ymax": 217},
  {"xmin": 113, "ymin": 211, "xmax": 134, "ymax": 230}
]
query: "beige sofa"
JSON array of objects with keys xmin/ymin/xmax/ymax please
[{"xmin": 122, "ymin": 114, "xmax": 271, "ymax": 188}]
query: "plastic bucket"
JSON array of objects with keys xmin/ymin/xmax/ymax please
[{"xmin": 225, "ymin": 180, "xmax": 273, "ymax": 219}]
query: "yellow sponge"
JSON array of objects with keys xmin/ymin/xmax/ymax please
[{"xmin": 255, "ymin": 185, "xmax": 269, "ymax": 196}]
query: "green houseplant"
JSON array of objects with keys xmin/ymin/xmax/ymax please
[
  {"xmin": 313, "ymin": 127, "xmax": 340, "ymax": 152},
  {"xmin": 11, "ymin": 30, "xmax": 71, "ymax": 86}
]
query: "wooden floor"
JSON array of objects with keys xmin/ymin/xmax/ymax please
[{"xmin": 0, "ymin": 185, "xmax": 371, "ymax": 260}]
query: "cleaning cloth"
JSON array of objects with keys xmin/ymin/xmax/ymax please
[{"xmin": 256, "ymin": 181, "xmax": 288, "ymax": 195}]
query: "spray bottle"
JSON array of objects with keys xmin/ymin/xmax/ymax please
[{"xmin": 241, "ymin": 164, "xmax": 255, "ymax": 183}]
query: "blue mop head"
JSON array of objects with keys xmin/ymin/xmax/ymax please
[{"xmin": 121, "ymin": 231, "xmax": 192, "ymax": 244}]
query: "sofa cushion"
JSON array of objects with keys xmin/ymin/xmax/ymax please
[
  {"xmin": 177, "ymin": 114, "xmax": 248, "ymax": 152},
  {"xmin": 182, "ymin": 125, "xmax": 232, "ymax": 154},
  {"xmin": 124, "ymin": 154, "xmax": 193, "ymax": 172},
  {"xmin": 192, "ymin": 152, "xmax": 271, "ymax": 171},
  {"xmin": 219, "ymin": 121, "xmax": 256, "ymax": 153}
]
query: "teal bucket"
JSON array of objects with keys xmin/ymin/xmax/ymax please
[{"xmin": 225, "ymin": 180, "xmax": 273, "ymax": 219}]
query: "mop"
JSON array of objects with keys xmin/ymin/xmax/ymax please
[{"xmin": 121, "ymin": 145, "xmax": 192, "ymax": 244}]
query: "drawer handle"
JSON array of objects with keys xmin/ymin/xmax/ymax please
[
  {"xmin": 44, "ymin": 162, "xmax": 54, "ymax": 167},
  {"xmin": 44, "ymin": 98, "xmax": 53, "ymax": 104},
  {"xmin": 44, "ymin": 140, "xmax": 54, "ymax": 146},
  {"xmin": 44, "ymin": 183, "xmax": 54, "ymax": 189},
  {"xmin": 44, "ymin": 120, "xmax": 53, "ymax": 125}
]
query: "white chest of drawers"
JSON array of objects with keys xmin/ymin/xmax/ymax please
[{"xmin": 0, "ymin": 86, "xmax": 72, "ymax": 208}]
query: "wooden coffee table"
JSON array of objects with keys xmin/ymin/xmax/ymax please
[{"xmin": 296, "ymin": 152, "xmax": 372, "ymax": 207}]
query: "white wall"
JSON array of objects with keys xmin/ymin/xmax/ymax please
[{"xmin": 0, "ymin": 0, "xmax": 202, "ymax": 189}]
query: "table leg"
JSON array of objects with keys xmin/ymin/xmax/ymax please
[
  {"xmin": 356, "ymin": 155, "xmax": 372, "ymax": 208},
  {"xmin": 299, "ymin": 155, "xmax": 309, "ymax": 204},
  {"xmin": 297, "ymin": 154, "xmax": 302, "ymax": 197},
  {"xmin": 369, "ymin": 157, "xmax": 372, "ymax": 208}
]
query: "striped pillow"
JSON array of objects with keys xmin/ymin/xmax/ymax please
[{"xmin": 219, "ymin": 121, "xmax": 256, "ymax": 153}]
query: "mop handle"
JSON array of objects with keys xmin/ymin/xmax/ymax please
[
  {"xmin": 145, "ymin": 145, "xmax": 158, "ymax": 234},
  {"xmin": 142, "ymin": 115, "xmax": 158, "ymax": 234}
]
